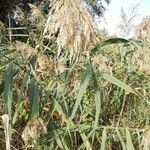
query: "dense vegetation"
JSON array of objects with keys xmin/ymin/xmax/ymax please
[{"xmin": 0, "ymin": 0, "xmax": 150, "ymax": 149}]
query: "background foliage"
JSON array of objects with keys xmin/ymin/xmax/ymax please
[{"xmin": 0, "ymin": 0, "xmax": 150, "ymax": 150}]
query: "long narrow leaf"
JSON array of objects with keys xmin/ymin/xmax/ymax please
[
  {"xmin": 116, "ymin": 129, "xmax": 126, "ymax": 150},
  {"xmin": 92, "ymin": 70, "xmax": 101, "ymax": 127},
  {"xmin": 79, "ymin": 131, "xmax": 93, "ymax": 150},
  {"xmin": 70, "ymin": 63, "xmax": 92, "ymax": 119},
  {"xmin": 126, "ymin": 128, "xmax": 135, "ymax": 150},
  {"xmin": 0, "ymin": 68, "xmax": 18, "ymax": 95},
  {"xmin": 91, "ymin": 38, "xmax": 130, "ymax": 55},
  {"xmin": 100, "ymin": 128, "xmax": 107, "ymax": 150},
  {"xmin": 100, "ymin": 73, "xmax": 136, "ymax": 94},
  {"xmin": 3, "ymin": 63, "xmax": 14, "ymax": 120},
  {"xmin": 12, "ymin": 74, "xmax": 28, "ymax": 125},
  {"xmin": 29, "ymin": 79, "xmax": 39, "ymax": 118}
]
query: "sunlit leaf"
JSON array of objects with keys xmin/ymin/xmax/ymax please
[
  {"xmin": 116, "ymin": 129, "xmax": 126, "ymax": 150},
  {"xmin": 100, "ymin": 72, "xmax": 136, "ymax": 94},
  {"xmin": 100, "ymin": 128, "xmax": 107, "ymax": 150},
  {"xmin": 126, "ymin": 128, "xmax": 135, "ymax": 150}
]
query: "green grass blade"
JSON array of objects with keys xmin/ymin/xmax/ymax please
[
  {"xmin": 116, "ymin": 129, "xmax": 126, "ymax": 150},
  {"xmin": 29, "ymin": 79, "xmax": 39, "ymax": 118},
  {"xmin": 70, "ymin": 63, "xmax": 92, "ymax": 119},
  {"xmin": 99, "ymin": 38, "xmax": 129, "ymax": 46},
  {"xmin": 79, "ymin": 131, "xmax": 93, "ymax": 150},
  {"xmin": 60, "ymin": 135, "xmax": 69, "ymax": 150},
  {"xmin": 100, "ymin": 128, "xmax": 107, "ymax": 150},
  {"xmin": 12, "ymin": 74, "xmax": 28, "ymax": 125},
  {"xmin": 92, "ymin": 70, "xmax": 101, "ymax": 127},
  {"xmin": 100, "ymin": 73, "xmax": 136, "ymax": 94},
  {"xmin": 56, "ymin": 81, "xmax": 68, "ymax": 114},
  {"xmin": 136, "ymin": 129, "xmax": 142, "ymax": 150},
  {"xmin": 55, "ymin": 135, "xmax": 66, "ymax": 149},
  {"xmin": 53, "ymin": 127, "xmax": 69, "ymax": 150},
  {"xmin": 126, "ymin": 128, "xmax": 135, "ymax": 150},
  {"xmin": 54, "ymin": 100, "xmax": 68, "ymax": 123},
  {"xmin": 3, "ymin": 63, "xmax": 14, "ymax": 120},
  {"xmin": 94, "ymin": 89, "xmax": 101, "ymax": 127},
  {"xmin": 0, "ymin": 68, "xmax": 18, "ymax": 95},
  {"xmin": 91, "ymin": 38, "xmax": 130, "ymax": 55}
]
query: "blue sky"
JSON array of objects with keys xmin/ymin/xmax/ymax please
[{"xmin": 100, "ymin": 0, "xmax": 150, "ymax": 36}]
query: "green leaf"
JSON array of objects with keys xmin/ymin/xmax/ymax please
[
  {"xmin": 29, "ymin": 79, "xmax": 39, "ymax": 118},
  {"xmin": 3, "ymin": 63, "xmax": 14, "ymax": 120},
  {"xmin": 100, "ymin": 38, "xmax": 129, "ymax": 45},
  {"xmin": 91, "ymin": 38, "xmax": 130, "ymax": 55},
  {"xmin": 54, "ymin": 100, "xmax": 68, "ymax": 123},
  {"xmin": 0, "ymin": 68, "xmax": 18, "ymax": 95},
  {"xmin": 92, "ymin": 70, "xmax": 101, "ymax": 127},
  {"xmin": 126, "ymin": 128, "xmax": 135, "ymax": 150},
  {"xmin": 94, "ymin": 89, "xmax": 101, "ymax": 126},
  {"xmin": 12, "ymin": 74, "xmax": 28, "ymax": 125},
  {"xmin": 100, "ymin": 73, "xmax": 136, "ymax": 94},
  {"xmin": 79, "ymin": 131, "xmax": 93, "ymax": 150},
  {"xmin": 70, "ymin": 63, "xmax": 92, "ymax": 119},
  {"xmin": 55, "ymin": 134, "xmax": 69, "ymax": 150},
  {"xmin": 100, "ymin": 128, "xmax": 107, "ymax": 150},
  {"xmin": 116, "ymin": 129, "xmax": 126, "ymax": 150}
]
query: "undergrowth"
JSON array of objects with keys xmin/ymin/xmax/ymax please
[{"xmin": 0, "ymin": 1, "xmax": 150, "ymax": 150}]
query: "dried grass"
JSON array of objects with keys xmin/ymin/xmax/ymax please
[
  {"xmin": 14, "ymin": 5, "xmax": 25, "ymax": 24},
  {"xmin": 135, "ymin": 16, "xmax": 150, "ymax": 39},
  {"xmin": 28, "ymin": 3, "xmax": 44, "ymax": 19},
  {"xmin": 0, "ymin": 21, "xmax": 5, "ymax": 31},
  {"xmin": 142, "ymin": 127, "xmax": 150, "ymax": 150},
  {"xmin": 1, "ymin": 114, "xmax": 10, "ymax": 150},
  {"xmin": 91, "ymin": 54, "xmax": 111, "ymax": 72},
  {"xmin": 132, "ymin": 47, "xmax": 150, "ymax": 75},
  {"xmin": 44, "ymin": 0, "xmax": 96, "ymax": 57},
  {"xmin": 15, "ymin": 40, "xmax": 36, "ymax": 60},
  {"xmin": 22, "ymin": 117, "xmax": 47, "ymax": 145},
  {"xmin": 35, "ymin": 54, "xmax": 53, "ymax": 78}
]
